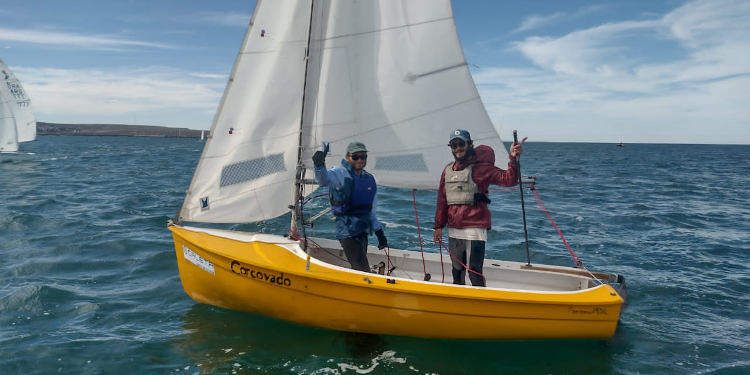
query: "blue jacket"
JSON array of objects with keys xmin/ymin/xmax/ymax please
[{"xmin": 314, "ymin": 159, "xmax": 383, "ymax": 240}]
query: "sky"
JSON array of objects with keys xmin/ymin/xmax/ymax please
[{"xmin": 1, "ymin": 0, "xmax": 748, "ymax": 144}]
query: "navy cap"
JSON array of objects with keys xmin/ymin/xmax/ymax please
[{"xmin": 450, "ymin": 129, "xmax": 471, "ymax": 142}]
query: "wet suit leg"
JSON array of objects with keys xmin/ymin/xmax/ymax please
[
  {"xmin": 448, "ymin": 237, "xmax": 467, "ymax": 285},
  {"xmin": 467, "ymin": 240, "xmax": 486, "ymax": 287},
  {"xmin": 339, "ymin": 232, "xmax": 370, "ymax": 272},
  {"xmin": 448, "ymin": 237, "xmax": 486, "ymax": 287}
]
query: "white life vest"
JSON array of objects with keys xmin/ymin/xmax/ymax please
[{"xmin": 444, "ymin": 162, "xmax": 479, "ymax": 205}]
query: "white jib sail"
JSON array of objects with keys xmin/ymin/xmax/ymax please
[
  {"xmin": 0, "ymin": 60, "xmax": 36, "ymax": 144},
  {"xmin": 178, "ymin": 0, "xmax": 313, "ymax": 223},
  {"xmin": 179, "ymin": 0, "xmax": 507, "ymax": 224}
]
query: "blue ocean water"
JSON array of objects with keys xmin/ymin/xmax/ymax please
[{"xmin": 1, "ymin": 136, "xmax": 748, "ymax": 374}]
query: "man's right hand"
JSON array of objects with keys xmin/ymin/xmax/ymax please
[
  {"xmin": 312, "ymin": 151, "xmax": 326, "ymax": 167},
  {"xmin": 510, "ymin": 136, "xmax": 528, "ymax": 160},
  {"xmin": 433, "ymin": 227, "xmax": 443, "ymax": 243}
]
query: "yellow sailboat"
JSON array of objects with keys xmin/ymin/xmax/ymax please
[{"xmin": 169, "ymin": 0, "xmax": 626, "ymax": 340}]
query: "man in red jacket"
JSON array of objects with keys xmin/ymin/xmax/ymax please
[{"xmin": 433, "ymin": 129, "xmax": 526, "ymax": 286}]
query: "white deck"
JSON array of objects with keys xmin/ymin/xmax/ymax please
[{"xmin": 305, "ymin": 237, "xmax": 595, "ymax": 293}]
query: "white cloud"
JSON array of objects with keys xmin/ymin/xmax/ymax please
[
  {"xmin": 194, "ymin": 11, "xmax": 252, "ymax": 28},
  {"xmin": 514, "ymin": 13, "xmax": 564, "ymax": 33},
  {"xmin": 14, "ymin": 66, "xmax": 224, "ymax": 127},
  {"xmin": 513, "ymin": 5, "xmax": 608, "ymax": 34},
  {"xmin": 189, "ymin": 72, "xmax": 228, "ymax": 80},
  {"xmin": 475, "ymin": 0, "xmax": 750, "ymax": 144},
  {"xmin": 514, "ymin": 20, "xmax": 660, "ymax": 77},
  {"xmin": 0, "ymin": 27, "xmax": 173, "ymax": 50},
  {"xmin": 664, "ymin": 0, "xmax": 750, "ymax": 48}
]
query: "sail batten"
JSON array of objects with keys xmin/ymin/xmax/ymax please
[{"xmin": 314, "ymin": 16, "xmax": 455, "ymax": 42}]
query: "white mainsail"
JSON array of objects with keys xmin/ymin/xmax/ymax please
[
  {"xmin": 0, "ymin": 98, "xmax": 18, "ymax": 152},
  {"xmin": 0, "ymin": 59, "xmax": 36, "ymax": 147},
  {"xmin": 300, "ymin": 1, "xmax": 506, "ymax": 188},
  {"xmin": 178, "ymin": 0, "xmax": 506, "ymax": 224}
]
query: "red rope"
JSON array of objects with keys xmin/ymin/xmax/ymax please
[
  {"xmin": 438, "ymin": 239, "xmax": 486, "ymax": 284},
  {"xmin": 412, "ymin": 189, "xmax": 428, "ymax": 278},
  {"xmin": 411, "ymin": 188, "xmax": 444, "ymax": 282},
  {"xmin": 438, "ymin": 239, "xmax": 445, "ymax": 283},
  {"xmin": 530, "ymin": 187, "xmax": 583, "ymax": 267}
]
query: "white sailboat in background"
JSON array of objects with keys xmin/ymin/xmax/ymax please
[
  {"xmin": 169, "ymin": 0, "xmax": 626, "ymax": 339},
  {"xmin": 0, "ymin": 59, "xmax": 36, "ymax": 153}
]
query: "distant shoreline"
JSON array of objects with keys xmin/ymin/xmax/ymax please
[{"xmin": 37, "ymin": 122, "xmax": 203, "ymax": 138}]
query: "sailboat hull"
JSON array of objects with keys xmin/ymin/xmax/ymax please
[{"xmin": 170, "ymin": 225, "xmax": 624, "ymax": 340}]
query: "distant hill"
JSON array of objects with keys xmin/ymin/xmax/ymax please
[{"xmin": 37, "ymin": 122, "xmax": 203, "ymax": 138}]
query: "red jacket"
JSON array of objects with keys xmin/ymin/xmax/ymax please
[{"xmin": 434, "ymin": 145, "xmax": 519, "ymax": 230}]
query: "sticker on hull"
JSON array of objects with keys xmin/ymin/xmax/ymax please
[{"xmin": 183, "ymin": 245, "xmax": 215, "ymax": 275}]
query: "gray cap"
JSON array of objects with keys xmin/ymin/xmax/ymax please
[
  {"xmin": 450, "ymin": 129, "xmax": 471, "ymax": 142},
  {"xmin": 346, "ymin": 142, "xmax": 367, "ymax": 154}
]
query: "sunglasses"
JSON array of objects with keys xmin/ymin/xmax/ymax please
[
  {"xmin": 449, "ymin": 139, "xmax": 466, "ymax": 149},
  {"xmin": 350, "ymin": 153, "xmax": 367, "ymax": 161}
]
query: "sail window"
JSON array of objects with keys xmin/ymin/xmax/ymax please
[
  {"xmin": 373, "ymin": 154, "xmax": 428, "ymax": 172},
  {"xmin": 220, "ymin": 153, "xmax": 286, "ymax": 187}
]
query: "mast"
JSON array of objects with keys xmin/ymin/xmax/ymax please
[{"xmin": 290, "ymin": 0, "xmax": 317, "ymax": 235}]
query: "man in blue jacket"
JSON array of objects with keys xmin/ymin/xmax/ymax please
[{"xmin": 312, "ymin": 142, "xmax": 388, "ymax": 272}]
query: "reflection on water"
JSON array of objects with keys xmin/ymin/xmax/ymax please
[
  {"xmin": 174, "ymin": 304, "xmax": 397, "ymax": 373},
  {"xmin": 173, "ymin": 303, "xmax": 625, "ymax": 374},
  {"xmin": 340, "ymin": 332, "xmax": 387, "ymax": 358}
]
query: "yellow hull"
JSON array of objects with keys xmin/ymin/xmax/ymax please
[{"xmin": 169, "ymin": 225, "xmax": 624, "ymax": 340}]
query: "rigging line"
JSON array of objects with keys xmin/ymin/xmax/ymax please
[
  {"xmin": 383, "ymin": 244, "xmax": 393, "ymax": 276},
  {"xmin": 291, "ymin": 234, "xmax": 349, "ymax": 265},
  {"xmin": 489, "ymin": 186, "xmax": 532, "ymax": 193},
  {"xmin": 302, "ymin": 193, "xmax": 327, "ymax": 205},
  {"xmin": 525, "ymin": 186, "xmax": 604, "ymax": 285},
  {"xmin": 412, "ymin": 189, "xmax": 428, "ymax": 280},
  {"xmin": 295, "ymin": 0, "xmax": 317, "ymax": 271},
  {"xmin": 529, "ymin": 187, "xmax": 584, "ymax": 268},
  {"xmin": 304, "ymin": 0, "xmax": 328, "ymax": 153}
]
